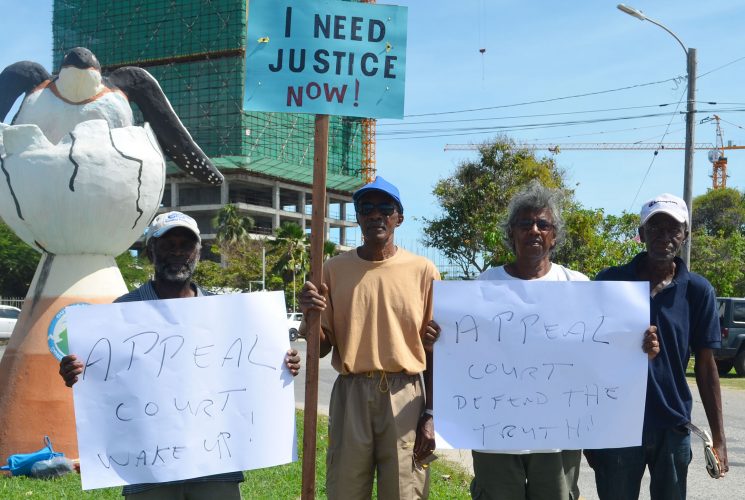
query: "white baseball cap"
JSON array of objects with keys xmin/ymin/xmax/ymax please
[
  {"xmin": 145, "ymin": 211, "xmax": 201, "ymax": 244},
  {"xmin": 640, "ymin": 193, "xmax": 689, "ymax": 226}
]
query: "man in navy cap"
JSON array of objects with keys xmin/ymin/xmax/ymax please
[
  {"xmin": 300, "ymin": 177, "xmax": 441, "ymax": 499},
  {"xmin": 59, "ymin": 211, "xmax": 301, "ymax": 500},
  {"xmin": 587, "ymin": 194, "xmax": 728, "ymax": 499}
]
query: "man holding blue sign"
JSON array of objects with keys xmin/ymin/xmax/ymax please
[{"xmin": 300, "ymin": 177, "xmax": 440, "ymax": 499}]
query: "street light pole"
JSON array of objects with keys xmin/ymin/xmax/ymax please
[
  {"xmin": 617, "ymin": 4, "xmax": 696, "ymax": 267},
  {"xmin": 682, "ymin": 48, "xmax": 696, "ymax": 266}
]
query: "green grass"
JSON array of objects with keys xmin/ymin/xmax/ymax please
[
  {"xmin": 1, "ymin": 411, "xmax": 472, "ymax": 499},
  {"xmin": 686, "ymin": 358, "xmax": 745, "ymax": 390}
]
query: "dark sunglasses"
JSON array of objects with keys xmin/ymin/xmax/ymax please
[
  {"xmin": 514, "ymin": 218, "xmax": 554, "ymax": 231},
  {"xmin": 356, "ymin": 202, "xmax": 396, "ymax": 216}
]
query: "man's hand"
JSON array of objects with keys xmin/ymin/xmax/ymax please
[
  {"xmin": 285, "ymin": 349, "xmax": 301, "ymax": 376},
  {"xmin": 713, "ymin": 440, "xmax": 729, "ymax": 478},
  {"xmin": 642, "ymin": 325, "xmax": 660, "ymax": 360},
  {"xmin": 413, "ymin": 413, "xmax": 435, "ymax": 464},
  {"xmin": 59, "ymin": 354, "xmax": 84, "ymax": 387},
  {"xmin": 299, "ymin": 281, "xmax": 327, "ymax": 314},
  {"xmin": 694, "ymin": 348, "xmax": 728, "ymax": 478},
  {"xmin": 421, "ymin": 320, "xmax": 441, "ymax": 353}
]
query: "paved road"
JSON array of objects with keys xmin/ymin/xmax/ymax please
[{"xmin": 291, "ymin": 340, "xmax": 743, "ymax": 500}]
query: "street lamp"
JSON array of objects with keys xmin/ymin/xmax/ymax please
[{"xmin": 617, "ymin": 4, "xmax": 697, "ymax": 267}]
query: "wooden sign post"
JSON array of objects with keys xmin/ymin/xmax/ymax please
[
  {"xmin": 302, "ymin": 114, "xmax": 329, "ymax": 499},
  {"xmin": 245, "ymin": 2, "xmax": 408, "ymax": 496}
]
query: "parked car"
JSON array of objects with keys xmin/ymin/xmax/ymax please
[
  {"xmin": 0, "ymin": 305, "xmax": 21, "ymax": 340},
  {"xmin": 288, "ymin": 312, "xmax": 303, "ymax": 341},
  {"xmin": 714, "ymin": 297, "xmax": 745, "ymax": 376}
]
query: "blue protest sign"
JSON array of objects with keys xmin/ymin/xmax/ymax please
[{"xmin": 246, "ymin": 0, "xmax": 408, "ymax": 119}]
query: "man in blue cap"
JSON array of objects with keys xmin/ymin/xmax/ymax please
[{"xmin": 300, "ymin": 177, "xmax": 441, "ymax": 499}]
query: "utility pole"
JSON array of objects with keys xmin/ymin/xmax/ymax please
[
  {"xmin": 618, "ymin": 4, "xmax": 696, "ymax": 267},
  {"xmin": 682, "ymin": 48, "xmax": 696, "ymax": 266}
]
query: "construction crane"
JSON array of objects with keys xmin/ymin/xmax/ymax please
[
  {"xmin": 704, "ymin": 115, "xmax": 728, "ymax": 189},
  {"xmin": 360, "ymin": 0, "xmax": 377, "ymax": 183},
  {"xmin": 361, "ymin": 118, "xmax": 376, "ymax": 183},
  {"xmin": 445, "ymin": 129, "xmax": 745, "ymax": 189}
]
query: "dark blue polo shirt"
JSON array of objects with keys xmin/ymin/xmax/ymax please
[{"xmin": 596, "ymin": 253, "xmax": 721, "ymax": 431}]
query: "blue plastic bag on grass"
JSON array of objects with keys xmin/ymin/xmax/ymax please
[{"xmin": 1, "ymin": 436, "xmax": 63, "ymax": 476}]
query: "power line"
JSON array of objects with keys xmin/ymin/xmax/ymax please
[
  {"xmin": 629, "ymin": 88, "xmax": 687, "ymax": 210},
  {"xmin": 401, "ymin": 77, "xmax": 683, "ymax": 118},
  {"xmin": 377, "ymin": 108, "xmax": 745, "ymax": 140},
  {"xmin": 529, "ymin": 123, "xmax": 685, "ymax": 142},
  {"xmin": 378, "ymin": 103, "xmax": 682, "ymax": 127},
  {"xmin": 718, "ymin": 117, "xmax": 745, "ymax": 131},
  {"xmin": 698, "ymin": 54, "xmax": 745, "ymax": 79}
]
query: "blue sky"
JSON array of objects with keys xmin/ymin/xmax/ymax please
[{"xmin": 2, "ymin": 1, "xmax": 745, "ymax": 252}]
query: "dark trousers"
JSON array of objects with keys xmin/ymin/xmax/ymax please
[{"xmin": 589, "ymin": 427, "xmax": 692, "ymax": 500}]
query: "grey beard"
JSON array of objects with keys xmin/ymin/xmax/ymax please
[{"xmin": 154, "ymin": 257, "xmax": 198, "ymax": 284}]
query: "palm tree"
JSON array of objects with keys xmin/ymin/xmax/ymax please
[
  {"xmin": 269, "ymin": 222, "xmax": 309, "ymax": 311},
  {"xmin": 212, "ymin": 204, "xmax": 255, "ymax": 265},
  {"xmin": 213, "ymin": 204, "xmax": 254, "ymax": 246},
  {"xmin": 323, "ymin": 240, "xmax": 339, "ymax": 261}
]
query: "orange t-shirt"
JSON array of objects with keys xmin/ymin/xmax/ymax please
[{"xmin": 322, "ymin": 248, "xmax": 440, "ymax": 375}]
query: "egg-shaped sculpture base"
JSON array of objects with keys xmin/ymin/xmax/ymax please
[
  {"xmin": 0, "ymin": 253, "xmax": 129, "ymax": 461},
  {"xmin": 0, "ymin": 120, "xmax": 165, "ymax": 255}
]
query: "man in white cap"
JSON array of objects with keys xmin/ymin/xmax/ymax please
[
  {"xmin": 59, "ymin": 211, "xmax": 301, "ymax": 499},
  {"xmin": 586, "ymin": 194, "xmax": 728, "ymax": 499},
  {"xmin": 299, "ymin": 177, "xmax": 440, "ymax": 499}
]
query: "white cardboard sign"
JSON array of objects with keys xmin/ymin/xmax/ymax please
[
  {"xmin": 434, "ymin": 280, "xmax": 649, "ymax": 451},
  {"xmin": 66, "ymin": 291, "xmax": 297, "ymax": 490}
]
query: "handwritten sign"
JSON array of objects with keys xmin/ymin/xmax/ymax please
[
  {"xmin": 245, "ymin": 0, "xmax": 408, "ymax": 118},
  {"xmin": 66, "ymin": 292, "xmax": 297, "ymax": 490},
  {"xmin": 433, "ymin": 280, "xmax": 649, "ymax": 451}
]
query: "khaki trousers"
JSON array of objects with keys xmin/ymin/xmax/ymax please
[{"xmin": 326, "ymin": 372, "xmax": 429, "ymax": 500}]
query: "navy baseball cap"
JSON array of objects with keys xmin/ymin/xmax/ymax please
[{"xmin": 352, "ymin": 176, "xmax": 403, "ymax": 214}]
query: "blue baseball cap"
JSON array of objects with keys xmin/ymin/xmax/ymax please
[{"xmin": 352, "ymin": 176, "xmax": 403, "ymax": 214}]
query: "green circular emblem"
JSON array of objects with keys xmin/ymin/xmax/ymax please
[{"xmin": 48, "ymin": 303, "xmax": 90, "ymax": 360}]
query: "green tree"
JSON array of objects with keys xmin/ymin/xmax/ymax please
[
  {"xmin": 115, "ymin": 251, "xmax": 151, "ymax": 291},
  {"xmin": 422, "ymin": 138, "xmax": 566, "ymax": 278},
  {"xmin": 692, "ymin": 187, "xmax": 745, "ymax": 237},
  {"xmin": 557, "ymin": 208, "xmax": 643, "ymax": 278},
  {"xmin": 268, "ymin": 222, "xmax": 309, "ymax": 310},
  {"xmin": 194, "ymin": 238, "xmax": 274, "ymax": 293},
  {"xmin": 324, "ymin": 240, "xmax": 339, "ymax": 260},
  {"xmin": 193, "ymin": 260, "xmax": 233, "ymax": 291},
  {"xmin": 212, "ymin": 204, "xmax": 255, "ymax": 262},
  {"xmin": 691, "ymin": 231, "xmax": 745, "ymax": 296},
  {"xmin": 688, "ymin": 188, "xmax": 745, "ymax": 296},
  {"xmin": 0, "ymin": 220, "xmax": 40, "ymax": 297}
]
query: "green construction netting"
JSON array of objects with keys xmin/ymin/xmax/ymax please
[
  {"xmin": 51, "ymin": 0, "xmax": 366, "ymax": 192},
  {"xmin": 168, "ymin": 156, "xmax": 363, "ymax": 193},
  {"xmin": 53, "ymin": 0, "xmax": 245, "ymax": 67}
]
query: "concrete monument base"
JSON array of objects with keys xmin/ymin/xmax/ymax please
[{"xmin": 0, "ymin": 253, "xmax": 128, "ymax": 461}]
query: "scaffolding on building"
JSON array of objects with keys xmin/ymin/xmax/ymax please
[{"xmin": 52, "ymin": 0, "xmax": 370, "ymax": 191}]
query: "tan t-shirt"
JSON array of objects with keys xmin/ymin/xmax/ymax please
[{"xmin": 322, "ymin": 247, "xmax": 440, "ymax": 375}]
